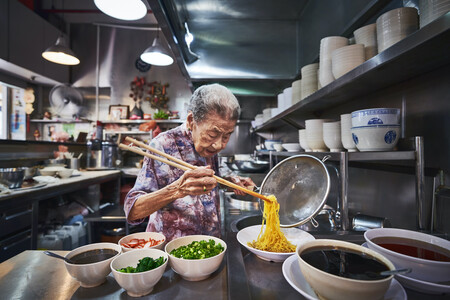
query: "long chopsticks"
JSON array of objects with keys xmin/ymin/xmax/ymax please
[{"xmin": 119, "ymin": 136, "xmax": 272, "ymax": 202}]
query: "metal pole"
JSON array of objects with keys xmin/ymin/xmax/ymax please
[
  {"xmin": 340, "ymin": 151, "xmax": 349, "ymax": 231},
  {"xmin": 95, "ymin": 25, "xmax": 100, "ymax": 122},
  {"xmin": 415, "ymin": 136, "xmax": 426, "ymax": 230}
]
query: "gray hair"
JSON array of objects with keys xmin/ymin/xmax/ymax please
[{"xmin": 188, "ymin": 84, "xmax": 240, "ymax": 122}]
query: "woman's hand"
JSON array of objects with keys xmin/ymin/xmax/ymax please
[
  {"xmin": 228, "ymin": 176, "xmax": 256, "ymax": 196},
  {"xmin": 172, "ymin": 166, "xmax": 217, "ymax": 197}
]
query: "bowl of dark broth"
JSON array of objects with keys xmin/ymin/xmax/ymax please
[
  {"xmin": 296, "ymin": 239, "xmax": 395, "ymax": 300},
  {"xmin": 64, "ymin": 242, "xmax": 122, "ymax": 287},
  {"xmin": 365, "ymin": 228, "xmax": 450, "ymax": 283}
]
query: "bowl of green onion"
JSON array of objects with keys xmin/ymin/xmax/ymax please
[
  {"xmin": 110, "ymin": 249, "xmax": 168, "ymax": 297},
  {"xmin": 165, "ymin": 235, "xmax": 227, "ymax": 281}
]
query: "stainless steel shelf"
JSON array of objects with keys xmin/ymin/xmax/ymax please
[
  {"xmin": 257, "ymin": 150, "xmax": 416, "ymax": 161},
  {"xmin": 255, "ymin": 14, "xmax": 450, "ymax": 132},
  {"xmin": 30, "ymin": 119, "xmax": 91, "ymax": 124},
  {"xmin": 104, "ymin": 131, "xmax": 151, "ymax": 135},
  {"xmin": 100, "ymin": 119, "xmax": 184, "ymax": 124}
]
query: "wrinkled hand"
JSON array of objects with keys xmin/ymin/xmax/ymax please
[
  {"xmin": 229, "ymin": 176, "xmax": 256, "ymax": 196},
  {"xmin": 174, "ymin": 166, "xmax": 217, "ymax": 197}
]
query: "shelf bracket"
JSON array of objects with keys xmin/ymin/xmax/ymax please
[{"xmin": 280, "ymin": 116, "xmax": 304, "ymax": 129}]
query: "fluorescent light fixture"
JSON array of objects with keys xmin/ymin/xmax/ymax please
[
  {"xmin": 140, "ymin": 35, "xmax": 174, "ymax": 66},
  {"xmin": 42, "ymin": 35, "xmax": 80, "ymax": 65},
  {"xmin": 94, "ymin": 0, "xmax": 147, "ymax": 21}
]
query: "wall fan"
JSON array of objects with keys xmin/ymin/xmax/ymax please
[{"xmin": 49, "ymin": 84, "xmax": 84, "ymax": 119}]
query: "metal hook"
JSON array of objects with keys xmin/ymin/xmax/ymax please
[
  {"xmin": 310, "ymin": 216, "xmax": 319, "ymax": 228},
  {"xmin": 322, "ymin": 155, "xmax": 331, "ymax": 163}
]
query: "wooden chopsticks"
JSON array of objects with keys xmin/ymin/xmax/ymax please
[{"xmin": 119, "ymin": 137, "xmax": 272, "ymax": 202}]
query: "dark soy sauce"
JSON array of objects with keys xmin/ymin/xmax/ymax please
[
  {"xmin": 372, "ymin": 237, "xmax": 450, "ymax": 262},
  {"xmin": 300, "ymin": 246, "xmax": 390, "ymax": 280},
  {"xmin": 70, "ymin": 249, "xmax": 118, "ymax": 264}
]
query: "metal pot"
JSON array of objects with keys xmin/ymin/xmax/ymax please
[
  {"xmin": 87, "ymin": 139, "xmax": 120, "ymax": 169},
  {"xmin": 0, "ymin": 168, "xmax": 25, "ymax": 189},
  {"xmin": 234, "ymin": 160, "xmax": 269, "ymax": 173},
  {"xmin": 259, "ymin": 154, "xmax": 331, "ymax": 228}
]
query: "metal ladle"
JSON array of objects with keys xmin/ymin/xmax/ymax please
[{"xmin": 44, "ymin": 250, "xmax": 74, "ymax": 264}]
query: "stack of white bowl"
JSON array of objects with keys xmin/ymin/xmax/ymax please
[
  {"xmin": 262, "ymin": 108, "xmax": 272, "ymax": 123},
  {"xmin": 301, "ymin": 63, "xmax": 319, "ymax": 100},
  {"xmin": 354, "ymin": 23, "xmax": 378, "ymax": 60},
  {"xmin": 291, "ymin": 79, "xmax": 302, "ymax": 104},
  {"xmin": 376, "ymin": 7, "xmax": 419, "ymax": 53},
  {"xmin": 331, "ymin": 44, "xmax": 365, "ymax": 79},
  {"xmin": 319, "ymin": 36, "xmax": 348, "ymax": 87},
  {"xmin": 350, "ymin": 108, "xmax": 401, "ymax": 151},
  {"xmin": 298, "ymin": 129, "xmax": 310, "ymax": 152},
  {"xmin": 283, "ymin": 87, "xmax": 293, "ymax": 107},
  {"xmin": 277, "ymin": 93, "xmax": 285, "ymax": 111},
  {"xmin": 305, "ymin": 119, "xmax": 332, "ymax": 152},
  {"xmin": 340, "ymin": 113, "xmax": 357, "ymax": 152},
  {"xmin": 323, "ymin": 121, "xmax": 343, "ymax": 152},
  {"xmin": 419, "ymin": 0, "xmax": 450, "ymax": 28},
  {"xmin": 254, "ymin": 114, "xmax": 264, "ymax": 127}
]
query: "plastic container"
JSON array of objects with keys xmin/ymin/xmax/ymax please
[
  {"xmin": 73, "ymin": 221, "xmax": 87, "ymax": 246},
  {"xmin": 37, "ymin": 234, "xmax": 63, "ymax": 250},
  {"xmin": 51, "ymin": 229, "xmax": 73, "ymax": 250},
  {"xmin": 61, "ymin": 225, "xmax": 79, "ymax": 249}
]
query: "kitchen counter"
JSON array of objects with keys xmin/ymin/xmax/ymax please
[
  {"xmin": 0, "ymin": 241, "xmax": 448, "ymax": 300},
  {"xmin": 0, "ymin": 170, "xmax": 121, "ymax": 203}
]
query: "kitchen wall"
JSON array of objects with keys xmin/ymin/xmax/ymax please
[{"xmin": 70, "ymin": 24, "xmax": 193, "ymax": 121}]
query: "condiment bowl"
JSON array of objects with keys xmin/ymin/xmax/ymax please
[
  {"xmin": 118, "ymin": 231, "xmax": 166, "ymax": 253},
  {"xmin": 297, "ymin": 239, "xmax": 395, "ymax": 300},
  {"xmin": 282, "ymin": 143, "xmax": 301, "ymax": 152},
  {"xmin": 64, "ymin": 242, "xmax": 121, "ymax": 288},
  {"xmin": 364, "ymin": 228, "xmax": 450, "ymax": 283},
  {"xmin": 164, "ymin": 235, "xmax": 226, "ymax": 281},
  {"xmin": 110, "ymin": 249, "xmax": 168, "ymax": 297},
  {"xmin": 57, "ymin": 168, "xmax": 74, "ymax": 179}
]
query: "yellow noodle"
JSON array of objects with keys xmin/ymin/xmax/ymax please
[{"xmin": 248, "ymin": 195, "xmax": 296, "ymax": 253}]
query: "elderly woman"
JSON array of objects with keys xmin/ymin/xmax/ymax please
[{"xmin": 124, "ymin": 84, "xmax": 254, "ymax": 241}]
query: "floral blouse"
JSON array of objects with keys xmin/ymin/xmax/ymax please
[{"xmin": 124, "ymin": 123, "xmax": 221, "ymax": 242}]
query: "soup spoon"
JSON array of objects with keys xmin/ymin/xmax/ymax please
[
  {"xmin": 44, "ymin": 250, "xmax": 74, "ymax": 264},
  {"xmin": 365, "ymin": 268, "xmax": 412, "ymax": 278}
]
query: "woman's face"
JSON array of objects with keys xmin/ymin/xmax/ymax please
[{"xmin": 187, "ymin": 111, "xmax": 236, "ymax": 158}]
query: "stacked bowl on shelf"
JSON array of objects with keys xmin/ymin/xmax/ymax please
[
  {"xmin": 376, "ymin": 7, "xmax": 418, "ymax": 53},
  {"xmin": 331, "ymin": 44, "xmax": 366, "ymax": 79},
  {"xmin": 353, "ymin": 23, "xmax": 378, "ymax": 60},
  {"xmin": 300, "ymin": 63, "xmax": 319, "ymax": 100},
  {"xmin": 418, "ymin": 0, "xmax": 450, "ymax": 28},
  {"xmin": 319, "ymin": 36, "xmax": 348, "ymax": 87},
  {"xmin": 351, "ymin": 108, "xmax": 401, "ymax": 151},
  {"xmin": 291, "ymin": 79, "xmax": 302, "ymax": 104}
]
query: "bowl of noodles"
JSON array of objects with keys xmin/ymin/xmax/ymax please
[{"xmin": 236, "ymin": 195, "xmax": 315, "ymax": 262}]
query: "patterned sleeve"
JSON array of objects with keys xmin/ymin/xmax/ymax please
[{"xmin": 123, "ymin": 138, "xmax": 172, "ymax": 225}]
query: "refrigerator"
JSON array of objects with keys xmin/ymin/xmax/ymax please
[{"xmin": 0, "ymin": 82, "xmax": 26, "ymax": 140}]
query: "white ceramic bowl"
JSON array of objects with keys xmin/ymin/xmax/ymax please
[
  {"xmin": 64, "ymin": 242, "xmax": 122, "ymax": 288},
  {"xmin": 297, "ymin": 239, "xmax": 395, "ymax": 300},
  {"xmin": 264, "ymin": 140, "xmax": 282, "ymax": 151},
  {"xmin": 306, "ymin": 119, "xmax": 332, "ymax": 152},
  {"xmin": 273, "ymin": 143, "xmax": 284, "ymax": 152},
  {"xmin": 351, "ymin": 125, "xmax": 400, "ymax": 152},
  {"xmin": 364, "ymin": 228, "xmax": 450, "ymax": 283},
  {"xmin": 110, "ymin": 248, "xmax": 168, "ymax": 297},
  {"xmin": 57, "ymin": 168, "xmax": 74, "ymax": 179},
  {"xmin": 299, "ymin": 129, "xmax": 310, "ymax": 151},
  {"xmin": 351, "ymin": 108, "xmax": 400, "ymax": 127},
  {"xmin": 331, "ymin": 44, "xmax": 365, "ymax": 79},
  {"xmin": 40, "ymin": 166, "xmax": 65, "ymax": 176},
  {"xmin": 323, "ymin": 121, "xmax": 343, "ymax": 152},
  {"xmin": 282, "ymin": 143, "xmax": 301, "ymax": 152},
  {"xmin": 164, "ymin": 235, "xmax": 226, "ymax": 281},
  {"xmin": 237, "ymin": 225, "xmax": 315, "ymax": 263},
  {"xmin": 341, "ymin": 114, "xmax": 357, "ymax": 152},
  {"xmin": 118, "ymin": 232, "xmax": 166, "ymax": 253}
]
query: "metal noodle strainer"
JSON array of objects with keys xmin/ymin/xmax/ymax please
[{"xmin": 259, "ymin": 155, "xmax": 331, "ymax": 228}]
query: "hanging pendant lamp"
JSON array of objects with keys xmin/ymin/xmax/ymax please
[
  {"xmin": 140, "ymin": 33, "xmax": 174, "ymax": 66},
  {"xmin": 42, "ymin": 35, "xmax": 80, "ymax": 65},
  {"xmin": 94, "ymin": 0, "xmax": 147, "ymax": 21}
]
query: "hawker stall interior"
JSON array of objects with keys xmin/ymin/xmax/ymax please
[{"xmin": 0, "ymin": 0, "xmax": 449, "ymax": 299}]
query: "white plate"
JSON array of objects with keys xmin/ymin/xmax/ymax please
[
  {"xmin": 282, "ymin": 254, "xmax": 407, "ymax": 300},
  {"xmin": 236, "ymin": 225, "xmax": 315, "ymax": 262},
  {"xmin": 362, "ymin": 242, "xmax": 450, "ymax": 295}
]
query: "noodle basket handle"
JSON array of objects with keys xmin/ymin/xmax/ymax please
[
  {"xmin": 321, "ymin": 155, "xmax": 331, "ymax": 163},
  {"xmin": 310, "ymin": 216, "xmax": 319, "ymax": 228}
]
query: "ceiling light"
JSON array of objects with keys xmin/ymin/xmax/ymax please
[
  {"xmin": 94, "ymin": 0, "xmax": 147, "ymax": 21},
  {"xmin": 140, "ymin": 35, "xmax": 174, "ymax": 66},
  {"xmin": 42, "ymin": 35, "xmax": 80, "ymax": 65}
]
